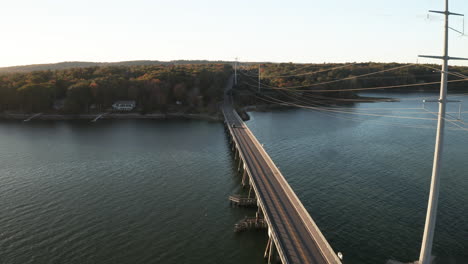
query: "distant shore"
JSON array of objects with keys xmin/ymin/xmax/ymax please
[
  {"xmin": 0, "ymin": 95, "xmax": 398, "ymax": 123},
  {"xmin": 234, "ymin": 95, "xmax": 399, "ymax": 121},
  {"xmin": 239, "ymin": 95, "xmax": 398, "ymax": 111},
  {"xmin": 0, "ymin": 112, "xmax": 223, "ymax": 122}
]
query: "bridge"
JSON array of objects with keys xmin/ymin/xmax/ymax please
[{"xmin": 222, "ymin": 77, "xmax": 343, "ymax": 264}]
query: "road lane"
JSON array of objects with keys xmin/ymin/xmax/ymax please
[{"xmin": 222, "ymin": 87, "xmax": 341, "ymax": 264}]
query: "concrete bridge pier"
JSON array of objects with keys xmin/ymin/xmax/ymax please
[
  {"xmin": 224, "ymin": 122, "xmax": 231, "ymax": 140},
  {"xmin": 264, "ymin": 236, "xmax": 279, "ymax": 264},
  {"xmin": 241, "ymin": 169, "xmax": 248, "ymax": 187},
  {"xmin": 264, "ymin": 237, "xmax": 272, "ymax": 258},
  {"xmin": 247, "ymin": 185, "xmax": 255, "ymax": 199},
  {"xmin": 237, "ymin": 157, "xmax": 244, "ymax": 173},
  {"xmin": 256, "ymin": 206, "xmax": 263, "ymax": 220}
]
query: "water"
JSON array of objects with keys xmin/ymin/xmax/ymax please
[
  {"xmin": 0, "ymin": 92, "xmax": 467, "ymax": 264},
  {"xmin": 247, "ymin": 92, "xmax": 468, "ymax": 263},
  {"xmin": 0, "ymin": 120, "xmax": 267, "ymax": 264}
]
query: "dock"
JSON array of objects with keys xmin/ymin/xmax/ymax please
[
  {"xmin": 229, "ymin": 194, "xmax": 257, "ymax": 207},
  {"xmin": 23, "ymin": 113, "xmax": 42, "ymax": 122},
  {"xmin": 91, "ymin": 113, "xmax": 107, "ymax": 122},
  {"xmin": 234, "ymin": 217, "xmax": 268, "ymax": 232}
]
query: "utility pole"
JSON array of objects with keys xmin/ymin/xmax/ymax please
[
  {"xmin": 417, "ymin": 1, "xmax": 466, "ymax": 263},
  {"xmin": 234, "ymin": 57, "xmax": 238, "ymax": 86},
  {"xmin": 458, "ymin": 103, "xmax": 462, "ymax": 120},
  {"xmin": 258, "ymin": 64, "xmax": 261, "ymax": 93}
]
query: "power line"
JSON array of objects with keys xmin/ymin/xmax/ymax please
[
  {"xmin": 246, "ymin": 85, "xmax": 464, "ymax": 122},
  {"xmin": 240, "ymin": 62, "xmax": 329, "ymax": 77},
  {"xmin": 256, "ymin": 92, "xmax": 468, "ymax": 131},
  {"xmin": 239, "ymin": 62, "xmax": 468, "ymax": 94},
  {"xmin": 251, "ymin": 89, "xmax": 468, "ymax": 131},
  {"xmin": 251, "ymin": 64, "xmax": 356, "ymax": 78},
  {"xmin": 240, "ymin": 64, "xmax": 418, "ymax": 92},
  {"xmin": 419, "ymin": 64, "xmax": 468, "ymax": 79},
  {"xmin": 241, "ymin": 76, "xmax": 468, "ymax": 93},
  {"xmin": 245, "ymin": 64, "xmax": 416, "ymax": 89},
  {"xmin": 277, "ymin": 87, "xmax": 468, "ymax": 118}
]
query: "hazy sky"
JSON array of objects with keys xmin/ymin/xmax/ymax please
[{"xmin": 1, "ymin": 0, "xmax": 467, "ymax": 67}]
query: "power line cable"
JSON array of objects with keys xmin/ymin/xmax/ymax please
[
  {"xmin": 257, "ymin": 64, "xmax": 356, "ymax": 78},
  {"xmin": 244, "ymin": 64, "xmax": 416, "ymax": 89},
  {"xmin": 251, "ymin": 89, "xmax": 468, "ymax": 131},
  {"xmin": 244, "ymin": 84, "xmax": 462, "ymax": 121}
]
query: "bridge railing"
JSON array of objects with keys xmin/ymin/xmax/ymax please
[
  {"xmin": 227, "ymin": 105, "xmax": 342, "ymax": 264},
  {"xmin": 223, "ymin": 107, "xmax": 290, "ymax": 264}
]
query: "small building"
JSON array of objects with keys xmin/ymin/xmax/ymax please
[
  {"xmin": 112, "ymin": 100, "xmax": 136, "ymax": 111},
  {"xmin": 53, "ymin": 99, "xmax": 65, "ymax": 110}
]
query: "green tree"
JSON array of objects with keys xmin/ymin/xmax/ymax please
[
  {"xmin": 17, "ymin": 83, "xmax": 54, "ymax": 112},
  {"xmin": 65, "ymin": 81, "xmax": 92, "ymax": 113}
]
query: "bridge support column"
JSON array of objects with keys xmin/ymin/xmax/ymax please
[
  {"xmin": 268, "ymin": 239, "xmax": 276, "ymax": 264},
  {"xmin": 224, "ymin": 125, "xmax": 231, "ymax": 141},
  {"xmin": 234, "ymin": 147, "xmax": 239, "ymax": 160},
  {"xmin": 241, "ymin": 170, "xmax": 248, "ymax": 187},
  {"xmin": 264, "ymin": 237, "xmax": 272, "ymax": 259},
  {"xmin": 237, "ymin": 158, "xmax": 243, "ymax": 172},
  {"xmin": 256, "ymin": 207, "xmax": 263, "ymax": 220},
  {"xmin": 247, "ymin": 185, "xmax": 254, "ymax": 199}
]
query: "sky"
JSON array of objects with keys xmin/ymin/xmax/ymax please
[{"xmin": 0, "ymin": 0, "xmax": 467, "ymax": 67}]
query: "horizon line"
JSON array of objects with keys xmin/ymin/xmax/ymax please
[{"xmin": 0, "ymin": 59, "xmax": 450, "ymax": 69}]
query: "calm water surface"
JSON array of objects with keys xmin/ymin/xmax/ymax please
[{"xmin": 0, "ymin": 92, "xmax": 467, "ymax": 264}]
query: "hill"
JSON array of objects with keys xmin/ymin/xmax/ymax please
[
  {"xmin": 0, "ymin": 63, "xmax": 232, "ymax": 114},
  {"xmin": 0, "ymin": 60, "xmax": 232, "ymax": 74}
]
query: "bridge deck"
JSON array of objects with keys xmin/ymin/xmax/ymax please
[{"xmin": 223, "ymin": 79, "xmax": 341, "ymax": 264}]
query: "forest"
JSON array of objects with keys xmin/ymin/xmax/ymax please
[
  {"xmin": 1, "ymin": 62, "xmax": 467, "ymax": 115},
  {"xmin": 234, "ymin": 62, "xmax": 468, "ymax": 106},
  {"xmin": 0, "ymin": 60, "xmax": 232, "ymax": 74},
  {"xmin": 0, "ymin": 64, "xmax": 231, "ymax": 114}
]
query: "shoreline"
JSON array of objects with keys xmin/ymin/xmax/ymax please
[
  {"xmin": 0, "ymin": 95, "xmax": 398, "ymax": 123},
  {"xmin": 0, "ymin": 112, "xmax": 223, "ymax": 122},
  {"xmin": 236, "ymin": 95, "xmax": 399, "ymax": 120}
]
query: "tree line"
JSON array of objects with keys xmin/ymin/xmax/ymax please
[
  {"xmin": 235, "ymin": 62, "xmax": 468, "ymax": 105},
  {"xmin": 0, "ymin": 64, "xmax": 232, "ymax": 114}
]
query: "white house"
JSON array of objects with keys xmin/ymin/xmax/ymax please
[{"xmin": 112, "ymin": 100, "xmax": 136, "ymax": 111}]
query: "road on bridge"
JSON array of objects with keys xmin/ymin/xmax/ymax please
[{"xmin": 223, "ymin": 76, "xmax": 341, "ymax": 264}]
